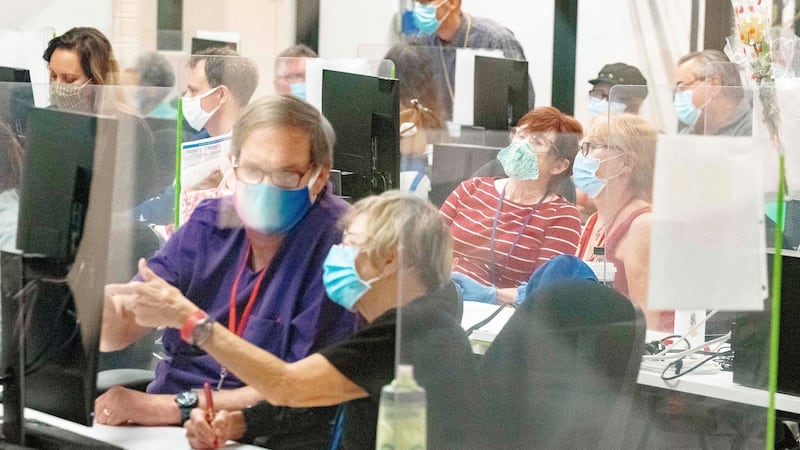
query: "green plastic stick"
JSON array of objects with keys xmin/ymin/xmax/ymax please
[
  {"xmin": 766, "ymin": 153, "xmax": 785, "ymax": 450},
  {"xmin": 174, "ymin": 97, "xmax": 183, "ymax": 229}
]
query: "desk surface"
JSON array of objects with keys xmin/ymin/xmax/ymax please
[
  {"xmin": 461, "ymin": 301, "xmax": 800, "ymax": 414},
  {"xmin": 637, "ymin": 369, "xmax": 800, "ymax": 414},
  {"xmin": 1, "ymin": 406, "xmax": 262, "ymax": 450}
]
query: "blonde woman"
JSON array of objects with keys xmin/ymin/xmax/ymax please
[{"xmin": 574, "ymin": 113, "xmax": 672, "ymax": 331}]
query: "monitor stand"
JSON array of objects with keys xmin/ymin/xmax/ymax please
[{"xmin": 0, "ymin": 251, "xmax": 120, "ymax": 449}]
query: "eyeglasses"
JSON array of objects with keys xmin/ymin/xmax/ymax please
[
  {"xmin": 511, "ymin": 129, "xmax": 552, "ymax": 146},
  {"xmin": 275, "ymin": 72, "xmax": 305, "ymax": 83},
  {"xmin": 588, "ymin": 88, "xmax": 608, "ymax": 101},
  {"xmin": 673, "ymin": 76, "xmax": 705, "ymax": 95},
  {"xmin": 342, "ymin": 230, "xmax": 370, "ymax": 247},
  {"xmin": 232, "ymin": 162, "xmax": 312, "ymax": 189},
  {"xmin": 579, "ymin": 142, "xmax": 612, "ymax": 157}
]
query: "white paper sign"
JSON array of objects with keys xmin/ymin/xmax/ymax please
[
  {"xmin": 673, "ymin": 310, "xmax": 706, "ymax": 348},
  {"xmin": 451, "ymin": 48, "xmax": 503, "ymax": 126},
  {"xmin": 755, "ymin": 79, "xmax": 800, "ymax": 199},
  {"xmin": 648, "ymin": 134, "xmax": 768, "ymax": 311}
]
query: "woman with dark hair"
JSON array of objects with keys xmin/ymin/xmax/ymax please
[
  {"xmin": 42, "ymin": 27, "xmax": 131, "ymax": 114},
  {"xmin": 0, "ymin": 122, "xmax": 23, "ymax": 251},
  {"xmin": 441, "ymin": 106, "xmax": 583, "ymax": 304},
  {"xmin": 384, "ymin": 43, "xmax": 444, "ymax": 129},
  {"xmin": 43, "ymin": 27, "xmax": 162, "ymax": 204},
  {"xmin": 384, "ymin": 44, "xmax": 445, "ymax": 199}
]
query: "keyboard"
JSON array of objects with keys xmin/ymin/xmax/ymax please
[{"xmin": 16, "ymin": 418, "xmax": 123, "ymax": 449}]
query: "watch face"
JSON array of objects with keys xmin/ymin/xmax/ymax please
[{"xmin": 176, "ymin": 390, "xmax": 198, "ymax": 407}]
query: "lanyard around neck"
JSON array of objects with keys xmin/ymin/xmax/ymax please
[
  {"xmin": 489, "ymin": 185, "xmax": 548, "ymax": 285},
  {"xmin": 438, "ymin": 13, "xmax": 473, "ymax": 104},
  {"xmin": 228, "ymin": 241, "xmax": 269, "ymax": 336}
]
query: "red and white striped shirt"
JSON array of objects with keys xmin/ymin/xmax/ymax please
[{"xmin": 440, "ymin": 177, "xmax": 582, "ymax": 288}]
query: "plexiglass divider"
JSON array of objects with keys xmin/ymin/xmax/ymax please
[{"xmin": 391, "ymin": 82, "xmax": 786, "ymax": 447}]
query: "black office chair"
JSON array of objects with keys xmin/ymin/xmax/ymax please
[{"xmin": 479, "ymin": 279, "xmax": 645, "ymax": 449}]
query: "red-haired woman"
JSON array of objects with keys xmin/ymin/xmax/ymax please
[{"xmin": 440, "ymin": 106, "xmax": 583, "ymax": 304}]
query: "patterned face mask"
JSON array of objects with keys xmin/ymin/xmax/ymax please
[{"xmin": 50, "ymin": 79, "xmax": 92, "ymax": 111}]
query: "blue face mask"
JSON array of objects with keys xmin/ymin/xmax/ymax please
[
  {"xmin": 674, "ymin": 89, "xmax": 701, "ymax": 128},
  {"xmin": 323, "ymin": 245, "xmax": 381, "ymax": 310},
  {"xmin": 587, "ymin": 97, "xmax": 627, "ymax": 117},
  {"xmin": 233, "ymin": 178, "xmax": 314, "ymax": 234},
  {"xmin": 572, "ymin": 152, "xmax": 622, "ymax": 199},
  {"xmin": 413, "ymin": 1, "xmax": 446, "ymax": 35},
  {"xmin": 290, "ymin": 82, "xmax": 307, "ymax": 101},
  {"xmin": 497, "ymin": 140, "xmax": 539, "ymax": 180}
]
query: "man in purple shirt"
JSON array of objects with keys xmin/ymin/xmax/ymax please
[{"xmin": 97, "ymin": 95, "xmax": 356, "ymax": 438}]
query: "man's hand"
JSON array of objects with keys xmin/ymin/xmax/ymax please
[
  {"xmin": 185, "ymin": 408, "xmax": 246, "ymax": 449},
  {"xmin": 94, "ymin": 385, "xmax": 179, "ymax": 426},
  {"xmin": 109, "ymin": 258, "xmax": 199, "ymax": 330}
]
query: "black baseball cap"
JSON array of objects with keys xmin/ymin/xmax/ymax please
[{"xmin": 588, "ymin": 63, "xmax": 647, "ymax": 86}]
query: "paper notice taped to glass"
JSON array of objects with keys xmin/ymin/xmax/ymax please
[{"xmin": 648, "ymin": 134, "xmax": 768, "ymax": 311}]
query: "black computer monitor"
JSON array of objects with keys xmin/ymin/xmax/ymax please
[
  {"xmin": 322, "ymin": 69, "xmax": 400, "ymax": 201},
  {"xmin": 732, "ymin": 251, "xmax": 800, "ymax": 395},
  {"xmin": 0, "ymin": 66, "xmax": 34, "ymax": 137},
  {"xmin": 16, "ymin": 108, "xmax": 114, "ymax": 263},
  {"xmin": 190, "ymin": 38, "xmax": 237, "ymax": 54},
  {"xmin": 473, "ymin": 56, "xmax": 529, "ymax": 131},
  {"xmin": 429, "ymin": 143, "xmax": 501, "ymax": 207},
  {"xmin": 0, "ymin": 66, "xmax": 30, "ymax": 83},
  {"xmin": 1, "ymin": 107, "xmax": 117, "ymax": 446}
]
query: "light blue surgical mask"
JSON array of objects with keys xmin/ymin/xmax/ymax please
[
  {"xmin": 413, "ymin": 0, "xmax": 447, "ymax": 35},
  {"xmin": 233, "ymin": 176, "xmax": 315, "ymax": 234},
  {"xmin": 322, "ymin": 245, "xmax": 381, "ymax": 310},
  {"xmin": 290, "ymin": 82, "xmax": 307, "ymax": 101},
  {"xmin": 674, "ymin": 89, "xmax": 701, "ymax": 128},
  {"xmin": 572, "ymin": 152, "xmax": 622, "ymax": 199},
  {"xmin": 587, "ymin": 97, "xmax": 627, "ymax": 117},
  {"xmin": 497, "ymin": 140, "xmax": 540, "ymax": 180}
]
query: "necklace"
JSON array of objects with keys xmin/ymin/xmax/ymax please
[{"xmin": 591, "ymin": 197, "xmax": 635, "ymax": 248}]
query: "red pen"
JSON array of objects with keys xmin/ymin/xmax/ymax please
[{"xmin": 203, "ymin": 382, "xmax": 218, "ymax": 448}]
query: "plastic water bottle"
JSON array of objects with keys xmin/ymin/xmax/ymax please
[
  {"xmin": 375, "ymin": 364, "xmax": 427, "ymax": 450},
  {"xmin": 592, "ymin": 246, "xmax": 616, "ymax": 288}
]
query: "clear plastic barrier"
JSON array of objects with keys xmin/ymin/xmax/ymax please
[{"xmin": 397, "ymin": 83, "xmax": 786, "ymax": 448}]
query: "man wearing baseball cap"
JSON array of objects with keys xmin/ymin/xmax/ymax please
[{"xmin": 587, "ymin": 62, "xmax": 648, "ymax": 117}]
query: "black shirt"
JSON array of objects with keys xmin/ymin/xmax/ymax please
[{"xmin": 320, "ymin": 283, "xmax": 479, "ymax": 449}]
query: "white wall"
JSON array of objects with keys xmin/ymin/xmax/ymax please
[
  {"xmin": 574, "ymin": 0, "xmax": 694, "ymax": 129},
  {"xmin": 318, "ymin": 0, "xmax": 401, "ymax": 58},
  {"xmin": 0, "ymin": 0, "xmax": 112, "ymax": 87},
  {"xmin": 1, "ymin": 0, "xmax": 112, "ymax": 36}
]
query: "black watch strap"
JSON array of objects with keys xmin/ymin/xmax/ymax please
[{"xmin": 175, "ymin": 390, "xmax": 198, "ymax": 425}]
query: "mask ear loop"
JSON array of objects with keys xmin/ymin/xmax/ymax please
[{"xmin": 307, "ymin": 165, "xmax": 325, "ymax": 202}]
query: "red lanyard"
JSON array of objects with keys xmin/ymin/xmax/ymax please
[{"xmin": 228, "ymin": 241, "xmax": 268, "ymax": 336}]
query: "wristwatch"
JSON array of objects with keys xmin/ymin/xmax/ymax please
[
  {"xmin": 180, "ymin": 310, "xmax": 215, "ymax": 346},
  {"xmin": 175, "ymin": 390, "xmax": 198, "ymax": 425}
]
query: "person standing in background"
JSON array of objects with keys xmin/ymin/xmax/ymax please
[{"xmin": 410, "ymin": 0, "xmax": 534, "ymax": 119}]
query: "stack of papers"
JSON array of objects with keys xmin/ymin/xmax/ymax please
[{"xmin": 461, "ymin": 301, "xmax": 515, "ymax": 343}]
